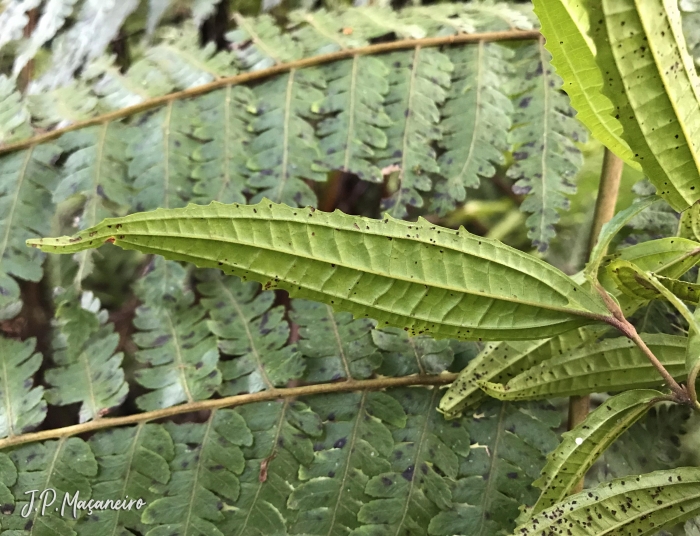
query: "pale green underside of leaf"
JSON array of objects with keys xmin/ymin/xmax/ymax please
[
  {"xmin": 27, "ymin": 200, "xmax": 613, "ymax": 341},
  {"xmin": 515, "ymin": 467, "xmax": 700, "ymax": 536},
  {"xmin": 591, "ymin": 0, "xmax": 700, "ymax": 211},
  {"xmin": 533, "ymin": 0, "xmax": 639, "ymax": 170},
  {"xmin": 609, "ymin": 259, "xmax": 700, "ymax": 306},
  {"xmin": 479, "ymin": 334, "xmax": 686, "ymax": 401},
  {"xmin": 526, "ymin": 389, "xmax": 662, "ymax": 518}
]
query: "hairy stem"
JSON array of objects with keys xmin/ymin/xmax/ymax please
[
  {"xmin": 0, "ymin": 373, "xmax": 457, "ymax": 450},
  {"xmin": 568, "ymin": 149, "xmax": 624, "ymax": 492}
]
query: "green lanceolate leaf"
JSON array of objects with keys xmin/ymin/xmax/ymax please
[
  {"xmin": 599, "ymin": 236, "xmax": 700, "ymax": 293},
  {"xmin": 27, "ymin": 200, "xmax": 614, "ymax": 341},
  {"xmin": 0, "ymin": 337, "xmax": 46, "ymax": 439},
  {"xmin": 585, "ymin": 196, "xmax": 660, "ymax": 282},
  {"xmin": 590, "ymin": 0, "xmax": 700, "ymax": 211},
  {"xmin": 515, "ymin": 467, "xmax": 700, "ymax": 535},
  {"xmin": 479, "ymin": 334, "xmax": 686, "ymax": 401},
  {"xmin": 609, "ymin": 259, "xmax": 700, "ymax": 305},
  {"xmin": 525, "ymin": 389, "xmax": 663, "ymax": 519},
  {"xmin": 533, "ymin": 0, "xmax": 639, "ymax": 169},
  {"xmin": 439, "ymin": 328, "xmax": 593, "ymax": 418},
  {"xmin": 679, "ymin": 202, "xmax": 700, "ymax": 241}
]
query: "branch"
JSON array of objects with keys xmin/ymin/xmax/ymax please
[
  {"xmin": 0, "ymin": 29, "xmax": 540, "ymax": 156},
  {"xmin": 0, "ymin": 373, "xmax": 457, "ymax": 449}
]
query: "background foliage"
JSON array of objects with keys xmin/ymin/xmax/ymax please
[{"xmin": 1, "ymin": 0, "xmax": 700, "ymax": 534}]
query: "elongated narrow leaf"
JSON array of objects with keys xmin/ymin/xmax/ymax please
[
  {"xmin": 480, "ymin": 334, "xmax": 686, "ymax": 400},
  {"xmin": 197, "ymin": 270, "xmax": 304, "ymax": 395},
  {"xmin": 0, "ymin": 337, "xmax": 46, "ymax": 439},
  {"xmin": 0, "ymin": 75, "xmax": 31, "ymax": 145},
  {"xmin": 610, "ymin": 259, "xmax": 700, "ymax": 304},
  {"xmin": 586, "ymin": 196, "xmax": 660, "ymax": 281},
  {"xmin": 679, "ymin": 202, "xmax": 700, "ymax": 242},
  {"xmin": 589, "ymin": 0, "xmax": 700, "ymax": 211},
  {"xmin": 289, "ymin": 9, "xmax": 369, "ymax": 55},
  {"xmin": 533, "ymin": 0, "xmax": 639, "ymax": 168},
  {"xmin": 526, "ymin": 389, "xmax": 663, "ymax": 518},
  {"xmin": 439, "ymin": 328, "xmax": 593, "ymax": 418},
  {"xmin": 515, "ymin": 467, "xmax": 700, "ymax": 536},
  {"xmin": 227, "ymin": 13, "xmax": 303, "ymax": 70},
  {"xmin": 27, "ymin": 200, "xmax": 614, "ymax": 341}
]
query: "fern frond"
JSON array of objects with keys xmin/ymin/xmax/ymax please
[
  {"xmin": 372, "ymin": 327, "xmax": 455, "ymax": 376},
  {"xmin": 429, "ymin": 400, "xmax": 560, "ymax": 535},
  {"xmin": 146, "ymin": 23, "xmax": 238, "ymax": 89},
  {"xmin": 313, "ymin": 56, "xmax": 391, "ymax": 183},
  {"xmin": 197, "ymin": 270, "xmax": 304, "ymax": 395},
  {"xmin": 0, "ymin": 75, "xmax": 31, "ymax": 145},
  {"xmin": 288, "ymin": 391, "xmax": 406, "ymax": 534},
  {"xmin": 191, "ymin": 86, "xmax": 255, "ymax": 204},
  {"xmin": 359, "ymin": 389, "xmax": 471, "ymax": 534},
  {"xmin": 131, "ymin": 259, "xmax": 220, "ymax": 411},
  {"xmin": 378, "ymin": 48, "xmax": 452, "ymax": 218},
  {"xmin": 464, "ymin": 0, "xmax": 538, "ymax": 31},
  {"xmin": 338, "ymin": 7, "xmax": 427, "ymax": 40},
  {"xmin": 78, "ymin": 423, "xmax": 174, "ymax": 534},
  {"xmin": 246, "ymin": 69, "xmax": 327, "ymax": 207},
  {"xmin": 224, "ymin": 399, "xmax": 322, "ymax": 534},
  {"xmin": 128, "ymin": 100, "xmax": 200, "ymax": 211},
  {"xmin": 0, "ymin": 0, "xmax": 38, "ymax": 52},
  {"xmin": 289, "ymin": 9, "xmax": 368, "ymax": 55},
  {"xmin": 228, "ymin": 13, "xmax": 303, "ymax": 70},
  {"xmin": 431, "ymin": 42, "xmax": 513, "ymax": 215},
  {"xmin": 12, "ymin": 0, "xmax": 79, "ymax": 78},
  {"xmin": 140, "ymin": 410, "xmax": 253, "ymax": 534},
  {"xmin": 3, "ymin": 437, "xmax": 97, "ymax": 532},
  {"xmin": 32, "ymin": 0, "xmax": 140, "ymax": 91},
  {"xmin": 83, "ymin": 55, "xmax": 174, "ymax": 111},
  {"xmin": 291, "ymin": 299, "xmax": 381, "ymax": 382},
  {"xmin": 27, "ymin": 80, "xmax": 98, "ymax": 129},
  {"xmin": 46, "ymin": 291, "xmax": 128, "ymax": 423},
  {"xmin": 507, "ymin": 41, "xmax": 586, "ymax": 252},
  {"xmin": 0, "ymin": 337, "xmax": 46, "ymax": 439},
  {"xmin": 399, "ymin": 5, "xmax": 477, "ymax": 36},
  {"xmin": 53, "ymin": 122, "xmax": 131, "ymax": 282},
  {"xmin": 0, "ymin": 144, "xmax": 61, "ymax": 319}
]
